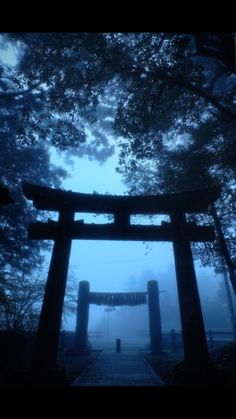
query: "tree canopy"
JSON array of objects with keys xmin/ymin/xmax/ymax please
[
  {"xmin": 2, "ymin": 33, "xmax": 235, "ymax": 180},
  {"xmin": 1, "ymin": 32, "xmax": 235, "ymax": 298}
]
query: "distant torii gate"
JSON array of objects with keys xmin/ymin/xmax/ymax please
[
  {"xmin": 22, "ymin": 182, "xmax": 220, "ymax": 370},
  {"xmin": 74, "ymin": 279, "xmax": 163, "ymax": 355}
]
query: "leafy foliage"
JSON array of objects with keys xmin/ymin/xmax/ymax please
[{"xmin": 2, "ymin": 33, "xmax": 235, "ymax": 169}]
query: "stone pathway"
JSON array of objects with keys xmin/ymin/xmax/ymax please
[{"xmin": 71, "ymin": 348, "xmax": 165, "ymax": 386}]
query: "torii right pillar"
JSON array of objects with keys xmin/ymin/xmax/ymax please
[{"xmin": 170, "ymin": 211, "xmax": 210, "ymax": 368}]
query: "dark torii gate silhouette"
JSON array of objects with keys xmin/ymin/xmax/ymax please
[{"xmin": 22, "ymin": 182, "xmax": 220, "ymax": 372}]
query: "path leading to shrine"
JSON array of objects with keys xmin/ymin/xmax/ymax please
[{"xmin": 71, "ymin": 347, "xmax": 166, "ymax": 386}]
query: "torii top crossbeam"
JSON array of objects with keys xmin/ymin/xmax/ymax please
[
  {"xmin": 22, "ymin": 183, "xmax": 220, "ymax": 242},
  {"xmin": 22, "ymin": 183, "xmax": 220, "ymax": 214}
]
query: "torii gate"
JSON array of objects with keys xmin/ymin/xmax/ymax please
[
  {"xmin": 74, "ymin": 279, "xmax": 163, "ymax": 355},
  {"xmin": 22, "ymin": 182, "xmax": 220, "ymax": 371}
]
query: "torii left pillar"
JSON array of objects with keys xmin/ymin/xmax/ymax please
[{"xmin": 31, "ymin": 210, "xmax": 74, "ymax": 370}]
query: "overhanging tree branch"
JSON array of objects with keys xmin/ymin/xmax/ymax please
[
  {"xmin": 0, "ymin": 81, "xmax": 42, "ymax": 101},
  {"xmin": 125, "ymin": 67, "xmax": 236, "ymax": 122}
]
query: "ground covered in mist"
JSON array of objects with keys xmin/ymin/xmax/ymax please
[
  {"xmin": 61, "ymin": 342, "xmax": 236, "ymax": 386},
  {"xmin": 1, "ymin": 343, "xmax": 236, "ymax": 386},
  {"xmin": 146, "ymin": 342, "xmax": 236, "ymax": 386}
]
